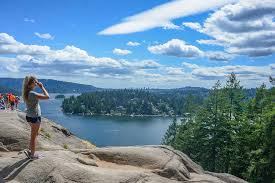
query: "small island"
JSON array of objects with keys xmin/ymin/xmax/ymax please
[
  {"xmin": 61, "ymin": 89, "xmax": 205, "ymax": 116},
  {"xmin": 55, "ymin": 94, "xmax": 65, "ymax": 99}
]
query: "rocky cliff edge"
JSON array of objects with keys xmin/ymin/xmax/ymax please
[{"xmin": 0, "ymin": 110, "xmax": 248, "ymax": 183}]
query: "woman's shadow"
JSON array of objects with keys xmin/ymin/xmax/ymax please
[{"xmin": 0, "ymin": 157, "xmax": 31, "ymax": 182}]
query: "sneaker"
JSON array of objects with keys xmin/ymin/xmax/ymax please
[{"xmin": 23, "ymin": 149, "xmax": 31, "ymax": 159}]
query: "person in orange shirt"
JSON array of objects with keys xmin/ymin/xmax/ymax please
[{"xmin": 9, "ymin": 94, "xmax": 16, "ymax": 110}]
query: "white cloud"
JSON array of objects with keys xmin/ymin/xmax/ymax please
[
  {"xmin": 98, "ymin": 0, "xmax": 237, "ymax": 35},
  {"xmin": 204, "ymin": 51, "xmax": 233, "ymax": 61},
  {"xmin": 166, "ymin": 67, "xmax": 185, "ymax": 75},
  {"xmin": 162, "ymin": 22, "xmax": 181, "ymax": 30},
  {"xmin": 127, "ymin": 41, "xmax": 140, "ymax": 46},
  {"xmin": 47, "ymin": 45, "xmax": 89, "ymax": 62},
  {"xmin": 148, "ymin": 39, "xmax": 203, "ymax": 58},
  {"xmin": 182, "ymin": 62, "xmax": 273, "ymax": 81},
  {"xmin": 0, "ymin": 32, "xmax": 272, "ymax": 88},
  {"xmin": 0, "ymin": 33, "xmax": 50, "ymax": 55},
  {"xmin": 113, "ymin": 48, "xmax": 132, "ymax": 55},
  {"xmin": 6, "ymin": 64, "xmax": 19, "ymax": 72},
  {"xmin": 0, "ymin": 33, "xmax": 166, "ymax": 81},
  {"xmin": 148, "ymin": 39, "xmax": 233, "ymax": 60},
  {"xmin": 24, "ymin": 18, "xmax": 35, "ymax": 23},
  {"xmin": 121, "ymin": 59, "xmax": 162, "ymax": 69},
  {"xmin": 183, "ymin": 0, "xmax": 275, "ymax": 57},
  {"xmin": 182, "ymin": 62, "xmax": 200, "ymax": 70},
  {"xmin": 34, "ymin": 32, "xmax": 54, "ymax": 40},
  {"xmin": 182, "ymin": 22, "xmax": 202, "ymax": 30},
  {"xmin": 0, "ymin": 56, "xmax": 17, "ymax": 62},
  {"xmin": 0, "ymin": 33, "xmax": 17, "ymax": 45},
  {"xmin": 135, "ymin": 70, "xmax": 162, "ymax": 78}
]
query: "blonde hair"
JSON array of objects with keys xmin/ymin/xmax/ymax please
[{"xmin": 22, "ymin": 75, "xmax": 37, "ymax": 102}]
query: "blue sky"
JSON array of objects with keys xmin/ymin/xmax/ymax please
[{"xmin": 0, "ymin": 0, "xmax": 274, "ymax": 88}]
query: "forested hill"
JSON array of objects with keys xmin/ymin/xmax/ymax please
[
  {"xmin": 62, "ymin": 89, "xmax": 208, "ymax": 116},
  {"xmin": 62, "ymin": 87, "xmax": 256, "ymax": 116},
  {"xmin": 0, "ymin": 78, "xmax": 97, "ymax": 94}
]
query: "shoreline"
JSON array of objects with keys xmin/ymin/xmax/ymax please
[{"xmin": 63, "ymin": 112, "xmax": 179, "ymax": 118}]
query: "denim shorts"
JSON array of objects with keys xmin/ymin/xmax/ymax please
[{"xmin": 26, "ymin": 116, "xmax": 41, "ymax": 123}]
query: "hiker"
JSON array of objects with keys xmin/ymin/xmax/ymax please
[
  {"xmin": 15, "ymin": 96, "xmax": 20, "ymax": 109},
  {"xmin": 9, "ymin": 93, "xmax": 16, "ymax": 110},
  {"xmin": 22, "ymin": 75, "xmax": 50, "ymax": 159},
  {"xmin": 0, "ymin": 93, "xmax": 5, "ymax": 110},
  {"xmin": 6, "ymin": 93, "xmax": 10, "ymax": 109}
]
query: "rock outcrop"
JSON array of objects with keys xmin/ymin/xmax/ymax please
[{"xmin": 0, "ymin": 110, "xmax": 248, "ymax": 183}]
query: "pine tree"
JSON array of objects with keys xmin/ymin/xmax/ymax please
[
  {"xmin": 162, "ymin": 116, "xmax": 178, "ymax": 146},
  {"xmin": 246, "ymin": 83, "xmax": 275, "ymax": 183},
  {"xmin": 224, "ymin": 72, "xmax": 245, "ymax": 121},
  {"xmin": 196, "ymin": 80, "xmax": 229, "ymax": 171},
  {"xmin": 174, "ymin": 114, "xmax": 198, "ymax": 161},
  {"xmin": 223, "ymin": 73, "xmax": 245, "ymax": 173}
]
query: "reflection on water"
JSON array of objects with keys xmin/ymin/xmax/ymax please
[{"xmin": 19, "ymin": 94, "xmax": 172, "ymax": 147}]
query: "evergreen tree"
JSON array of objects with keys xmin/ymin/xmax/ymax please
[
  {"xmin": 245, "ymin": 83, "xmax": 275, "ymax": 183},
  {"xmin": 162, "ymin": 116, "xmax": 178, "ymax": 146},
  {"xmin": 195, "ymin": 80, "xmax": 229, "ymax": 172},
  {"xmin": 162, "ymin": 75, "xmax": 274, "ymax": 182},
  {"xmin": 223, "ymin": 73, "xmax": 245, "ymax": 173}
]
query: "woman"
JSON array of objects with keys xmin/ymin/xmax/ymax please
[{"xmin": 22, "ymin": 75, "xmax": 50, "ymax": 159}]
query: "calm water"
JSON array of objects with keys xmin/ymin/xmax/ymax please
[{"xmin": 19, "ymin": 94, "xmax": 172, "ymax": 147}]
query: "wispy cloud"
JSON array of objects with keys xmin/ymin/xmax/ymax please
[
  {"xmin": 24, "ymin": 18, "xmax": 35, "ymax": 23},
  {"xmin": 113, "ymin": 48, "xmax": 132, "ymax": 55},
  {"xmin": 165, "ymin": 67, "xmax": 185, "ymax": 75},
  {"xmin": 204, "ymin": 51, "xmax": 233, "ymax": 61},
  {"xmin": 182, "ymin": 62, "xmax": 273, "ymax": 81},
  {"xmin": 98, "ymin": 0, "xmax": 237, "ymax": 35},
  {"xmin": 127, "ymin": 41, "xmax": 140, "ymax": 46},
  {"xmin": 34, "ymin": 32, "xmax": 54, "ymax": 40}
]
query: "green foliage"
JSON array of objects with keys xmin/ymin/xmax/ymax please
[
  {"xmin": 163, "ymin": 73, "xmax": 274, "ymax": 183},
  {"xmin": 63, "ymin": 144, "xmax": 68, "ymax": 149},
  {"xmin": 62, "ymin": 89, "xmax": 205, "ymax": 116},
  {"xmin": 45, "ymin": 132, "xmax": 51, "ymax": 139},
  {"xmin": 55, "ymin": 94, "xmax": 65, "ymax": 99},
  {"xmin": 162, "ymin": 117, "xmax": 178, "ymax": 146}
]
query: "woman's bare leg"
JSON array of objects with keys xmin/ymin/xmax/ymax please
[
  {"xmin": 30, "ymin": 123, "xmax": 40, "ymax": 156},
  {"xmin": 28, "ymin": 122, "xmax": 31, "ymax": 151}
]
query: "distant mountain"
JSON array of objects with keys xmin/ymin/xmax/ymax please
[
  {"xmin": 149, "ymin": 87, "xmax": 210, "ymax": 97},
  {"xmin": 0, "ymin": 85, "xmax": 19, "ymax": 95},
  {"xmin": 0, "ymin": 78, "xmax": 257, "ymax": 98},
  {"xmin": 0, "ymin": 78, "xmax": 98, "ymax": 94}
]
